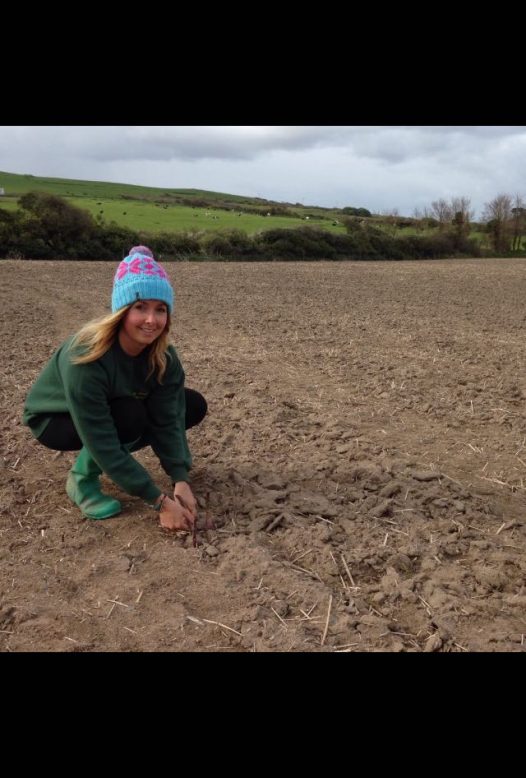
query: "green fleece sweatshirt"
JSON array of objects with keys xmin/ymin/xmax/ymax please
[{"xmin": 23, "ymin": 337, "xmax": 191, "ymax": 505}]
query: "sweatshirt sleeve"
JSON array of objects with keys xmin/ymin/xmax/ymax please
[
  {"xmin": 144, "ymin": 348, "xmax": 192, "ymax": 483},
  {"xmin": 59, "ymin": 349, "xmax": 161, "ymax": 504}
]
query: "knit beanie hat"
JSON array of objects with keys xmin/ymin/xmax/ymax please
[{"xmin": 111, "ymin": 247, "xmax": 174, "ymax": 313}]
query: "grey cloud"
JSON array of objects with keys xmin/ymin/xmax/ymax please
[
  {"xmin": 77, "ymin": 126, "xmax": 354, "ymax": 163},
  {"xmin": 3, "ymin": 126, "xmax": 525, "ymax": 167}
]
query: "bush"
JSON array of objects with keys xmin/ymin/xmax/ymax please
[
  {"xmin": 341, "ymin": 206, "xmax": 371, "ymax": 217},
  {"xmin": 151, "ymin": 231, "xmax": 202, "ymax": 259},
  {"xmin": 254, "ymin": 227, "xmax": 341, "ymax": 260},
  {"xmin": 200, "ymin": 229, "xmax": 257, "ymax": 259},
  {"xmin": 19, "ymin": 191, "xmax": 97, "ymax": 252}
]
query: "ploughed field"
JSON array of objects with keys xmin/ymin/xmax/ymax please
[{"xmin": 1, "ymin": 258, "xmax": 526, "ymax": 652}]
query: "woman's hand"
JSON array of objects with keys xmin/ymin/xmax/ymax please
[
  {"xmin": 159, "ymin": 495, "xmax": 195, "ymax": 531},
  {"xmin": 173, "ymin": 481, "xmax": 197, "ymax": 520}
]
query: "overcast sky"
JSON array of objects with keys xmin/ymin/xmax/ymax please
[{"xmin": 1, "ymin": 126, "xmax": 525, "ymax": 218}]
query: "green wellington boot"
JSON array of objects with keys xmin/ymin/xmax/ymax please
[{"xmin": 66, "ymin": 447, "xmax": 121, "ymax": 520}]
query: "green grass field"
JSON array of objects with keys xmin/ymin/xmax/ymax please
[
  {"xmin": 0, "ymin": 194, "xmax": 345, "ymax": 235},
  {"xmin": 0, "ymin": 171, "xmax": 346, "ymax": 236},
  {"xmin": 85, "ymin": 200, "xmax": 346, "ymax": 235}
]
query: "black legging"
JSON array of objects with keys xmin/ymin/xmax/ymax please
[{"xmin": 37, "ymin": 388, "xmax": 207, "ymax": 452}]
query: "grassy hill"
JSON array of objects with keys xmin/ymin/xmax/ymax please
[
  {"xmin": 0, "ymin": 170, "xmax": 346, "ymax": 236},
  {"xmin": 0, "ymin": 170, "xmax": 252, "ymax": 201}
]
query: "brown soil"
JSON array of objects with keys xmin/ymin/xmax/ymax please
[{"xmin": 1, "ymin": 258, "xmax": 526, "ymax": 652}]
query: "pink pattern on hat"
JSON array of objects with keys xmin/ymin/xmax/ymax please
[{"xmin": 115, "ymin": 257, "xmax": 169, "ymax": 281}]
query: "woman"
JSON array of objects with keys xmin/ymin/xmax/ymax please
[{"xmin": 22, "ymin": 246, "xmax": 207, "ymax": 532}]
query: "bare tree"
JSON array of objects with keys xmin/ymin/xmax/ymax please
[
  {"xmin": 451, "ymin": 196, "xmax": 474, "ymax": 223},
  {"xmin": 451, "ymin": 196, "xmax": 474, "ymax": 239},
  {"xmin": 510, "ymin": 194, "xmax": 525, "ymax": 251},
  {"xmin": 430, "ymin": 198, "xmax": 453, "ymax": 229},
  {"xmin": 482, "ymin": 194, "xmax": 513, "ymax": 253}
]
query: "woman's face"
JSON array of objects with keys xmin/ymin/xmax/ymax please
[{"xmin": 119, "ymin": 299, "xmax": 168, "ymax": 355}]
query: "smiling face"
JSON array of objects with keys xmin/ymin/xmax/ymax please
[{"xmin": 118, "ymin": 299, "xmax": 169, "ymax": 355}]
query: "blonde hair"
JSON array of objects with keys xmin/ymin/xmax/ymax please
[{"xmin": 70, "ymin": 305, "xmax": 172, "ymax": 382}]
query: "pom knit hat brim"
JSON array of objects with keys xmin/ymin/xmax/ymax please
[{"xmin": 111, "ymin": 275, "xmax": 174, "ymax": 313}]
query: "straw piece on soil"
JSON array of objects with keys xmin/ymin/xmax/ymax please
[
  {"xmin": 291, "ymin": 548, "xmax": 313, "ymax": 564},
  {"xmin": 202, "ymin": 618, "xmax": 242, "ymax": 636},
  {"xmin": 340, "ymin": 554, "xmax": 355, "ymax": 587},
  {"xmin": 285, "ymin": 562, "xmax": 322, "ymax": 582},
  {"xmin": 418, "ymin": 595, "xmax": 432, "ymax": 615},
  {"xmin": 270, "ymin": 608, "xmax": 288, "ymax": 628},
  {"xmin": 306, "ymin": 601, "xmax": 319, "ymax": 617},
  {"xmin": 186, "ymin": 615, "xmax": 205, "ymax": 625},
  {"xmin": 320, "ymin": 595, "xmax": 333, "ymax": 646}
]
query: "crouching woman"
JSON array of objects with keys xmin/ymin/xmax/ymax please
[{"xmin": 22, "ymin": 246, "xmax": 207, "ymax": 532}]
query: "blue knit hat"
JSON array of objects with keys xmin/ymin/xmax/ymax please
[{"xmin": 111, "ymin": 247, "xmax": 174, "ymax": 313}]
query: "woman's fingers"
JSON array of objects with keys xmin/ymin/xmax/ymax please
[
  {"xmin": 176, "ymin": 500, "xmax": 194, "ymax": 528},
  {"xmin": 176, "ymin": 494, "xmax": 197, "ymax": 520},
  {"xmin": 159, "ymin": 496, "xmax": 196, "ymax": 532}
]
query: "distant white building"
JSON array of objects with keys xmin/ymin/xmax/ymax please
[{"xmin": 0, "ymin": 188, "xmax": 4, "ymax": 196}]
